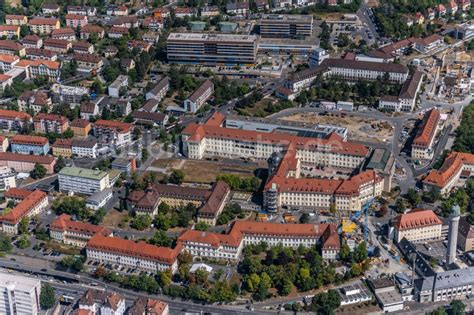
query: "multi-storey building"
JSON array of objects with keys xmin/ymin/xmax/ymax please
[
  {"xmin": 29, "ymin": 18, "xmax": 60, "ymax": 34},
  {"xmin": 43, "ymin": 38, "xmax": 72, "ymax": 54},
  {"xmin": 0, "ymin": 153, "xmax": 55, "ymax": 174},
  {"xmin": 58, "ymin": 166, "xmax": 110, "ymax": 195},
  {"xmin": 0, "ymin": 109, "xmax": 32, "ymax": 132},
  {"xmin": 51, "ymin": 138, "xmax": 72, "ymax": 158},
  {"xmin": 25, "ymin": 48, "xmax": 58, "ymax": 61},
  {"xmin": 74, "ymin": 53, "xmax": 103, "ymax": 72},
  {"xmin": 167, "ymin": 33, "xmax": 258, "ymax": 65},
  {"xmin": 128, "ymin": 298, "xmax": 169, "ymax": 315},
  {"xmin": 50, "ymin": 214, "xmax": 112, "ymax": 247},
  {"xmin": 51, "ymin": 83, "xmax": 90, "ymax": 106},
  {"xmin": 86, "ymin": 234, "xmax": 179, "ymax": 273},
  {"xmin": 93, "ymin": 120, "xmax": 132, "ymax": 147},
  {"xmin": 33, "ymin": 113, "xmax": 68, "ymax": 134},
  {"xmin": 10, "ymin": 135, "xmax": 50, "ymax": 155},
  {"xmin": 70, "ymin": 118, "xmax": 92, "ymax": 137},
  {"xmin": 0, "ymin": 166, "xmax": 16, "ymax": 192},
  {"xmin": 0, "ymin": 54, "xmax": 19, "ymax": 72},
  {"xmin": 412, "ymin": 109, "xmax": 440, "ymax": 160},
  {"xmin": 423, "ymin": 151, "xmax": 474, "ymax": 195},
  {"xmin": 51, "ymin": 28, "xmax": 76, "ymax": 41},
  {"xmin": 178, "ymin": 221, "xmax": 340, "ymax": 261},
  {"xmin": 183, "ymin": 80, "xmax": 214, "ymax": 113},
  {"xmin": 0, "ymin": 273, "xmax": 41, "ymax": 315},
  {"xmin": 80, "ymin": 25, "xmax": 105, "ymax": 40},
  {"xmin": 65, "ymin": 14, "xmax": 88, "ymax": 28},
  {"xmin": 72, "ymin": 41, "xmax": 94, "ymax": 54},
  {"xmin": 78, "ymin": 289, "xmax": 126, "ymax": 315},
  {"xmin": 0, "ymin": 189, "xmax": 48, "ymax": 234},
  {"xmin": 21, "ymin": 35, "xmax": 43, "ymax": 49},
  {"xmin": 5, "ymin": 14, "xmax": 28, "ymax": 25},
  {"xmin": 17, "ymin": 90, "xmax": 51, "ymax": 114},
  {"xmin": 197, "ymin": 180, "xmax": 230, "ymax": 226},
  {"xmin": 260, "ymin": 14, "xmax": 313, "ymax": 38},
  {"xmin": 14, "ymin": 60, "xmax": 60, "ymax": 81},
  {"xmin": 0, "ymin": 40, "xmax": 25, "ymax": 56},
  {"xmin": 72, "ymin": 139, "xmax": 98, "ymax": 158},
  {"xmin": 458, "ymin": 216, "xmax": 474, "ymax": 252},
  {"xmin": 0, "ymin": 136, "xmax": 8, "ymax": 152},
  {"xmin": 145, "ymin": 76, "xmax": 170, "ymax": 103},
  {"xmin": 0, "ymin": 25, "xmax": 20, "ymax": 39},
  {"xmin": 67, "ymin": 5, "xmax": 97, "ymax": 16},
  {"xmin": 393, "ymin": 209, "xmax": 443, "ymax": 243},
  {"xmin": 379, "ymin": 70, "xmax": 424, "ymax": 112}
]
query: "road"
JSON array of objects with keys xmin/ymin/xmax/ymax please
[{"xmin": 0, "ymin": 257, "xmax": 270, "ymax": 315}]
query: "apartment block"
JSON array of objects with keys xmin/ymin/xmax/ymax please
[
  {"xmin": 0, "ymin": 109, "xmax": 32, "ymax": 132},
  {"xmin": 183, "ymin": 80, "xmax": 214, "ymax": 113},
  {"xmin": 93, "ymin": 120, "xmax": 132, "ymax": 147},
  {"xmin": 51, "ymin": 138, "xmax": 72, "ymax": 158},
  {"xmin": 33, "ymin": 113, "xmax": 69, "ymax": 134},
  {"xmin": 58, "ymin": 166, "xmax": 110, "ymax": 195},
  {"xmin": 0, "ymin": 153, "xmax": 55, "ymax": 174},
  {"xmin": 0, "ymin": 273, "xmax": 41, "ymax": 315},
  {"xmin": 0, "ymin": 166, "xmax": 16, "ymax": 192},
  {"xmin": 5, "ymin": 15, "xmax": 28, "ymax": 25},
  {"xmin": 167, "ymin": 33, "xmax": 258, "ymax": 65},
  {"xmin": 65, "ymin": 14, "xmax": 88, "ymax": 28},
  {"xmin": 10, "ymin": 135, "xmax": 50, "ymax": 155},
  {"xmin": 29, "ymin": 18, "xmax": 60, "ymax": 34},
  {"xmin": 412, "ymin": 109, "xmax": 441, "ymax": 160}
]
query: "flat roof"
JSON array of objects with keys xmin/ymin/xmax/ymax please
[
  {"xmin": 87, "ymin": 188, "xmax": 113, "ymax": 203},
  {"xmin": 260, "ymin": 14, "xmax": 313, "ymax": 22},
  {"xmin": 59, "ymin": 167, "xmax": 108, "ymax": 180},
  {"xmin": 167, "ymin": 32, "xmax": 257, "ymax": 43},
  {"xmin": 433, "ymin": 267, "xmax": 474, "ymax": 290}
]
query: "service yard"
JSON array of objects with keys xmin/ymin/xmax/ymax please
[{"xmin": 278, "ymin": 112, "xmax": 394, "ymax": 143}]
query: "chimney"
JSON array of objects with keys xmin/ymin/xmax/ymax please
[{"xmin": 446, "ymin": 204, "xmax": 461, "ymax": 266}]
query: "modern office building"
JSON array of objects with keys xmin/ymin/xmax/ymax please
[
  {"xmin": 0, "ymin": 272, "xmax": 41, "ymax": 315},
  {"xmin": 167, "ymin": 33, "xmax": 258, "ymax": 65},
  {"xmin": 58, "ymin": 166, "xmax": 110, "ymax": 195},
  {"xmin": 259, "ymin": 14, "xmax": 313, "ymax": 39}
]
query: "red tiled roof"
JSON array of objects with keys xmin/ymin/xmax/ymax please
[
  {"xmin": 178, "ymin": 229, "xmax": 242, "ymax": 248},
  {"xmin": 0, "ymin": 152, "xmax": 55, "ymax": 165},
  {"xmin": 394, "ymin": 209, "xmax": 442, "ymax": 231},
  {"xmin": 87, "ymin": 234, "xmax": 179, "ymax": 265},
  {"xmin": 11, "ymin": 134, "xmax": 48, "ymax": 146},
  {"xmin": 65, "ymin": 14, "xmax": 87, "ymax": 20},
  {"xmin": 29, "ymin": 18, "xmax": 59, "ymax": 25},
  {"xmin": 51, "ymin": 28, "xmax": 75, "ymax": 36},
  {"xmin": 51, "ymin": 214, "xmax": 111, "ymax": 236},
  {"xmin": 4, "ymin": 188, "xmax": 33, "ymax": 200},
  {"xmin": 0, "ymin": 25, "xmax": 20, "ymax": 32},
  {"xmin": 94, "ymin": 120, "xmax": 132, "ymax": 133},
  {"xmin": 15, "ymin": 59, "xmax": 60, "ymax": 70},
  {"xmin": 5, "ymin": 15, "xmax": 26, "ymax": 20},
  {"xmin": 34, "ymin": 113, "xmax": 68, "ymax": 123},
  {"xmin": 424, "ymin": 152, "xmax": 474, "ymax": 188},
  {"xmin": 0, "ymin": 109, "xmax": 32, "ymax": 121},
  {"xmin": 413, "ymin": 109, "xmax": 440, "ymax": 147},
  {"xmin": 52, "ymin": 138, "xmax": 73, "ymax": 148},
  {"xmin": 0, "ymin": 190, "xmax": 46, "ymax": 224}
]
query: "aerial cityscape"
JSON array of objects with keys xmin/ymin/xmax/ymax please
[{"xmin": 1, "ymin": 0, "xmax": 474, "ymax": 314}]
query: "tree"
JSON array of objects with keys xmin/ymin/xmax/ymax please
[
  {"xmin": 63, "ymin": 128, "xmax": 74, "ymax": 138},
  {"xmin": 430, "ymin": 306, "xmax": 447, "ymax": 315},
  {"xmin": 0, "ymin": 233, "xmax": 12, "ymax": 252},
  {"xmin": 394, "ymin": 198, "xmax": 406, "ymax": 213},
  {"xmin": 40, "ymin": 283, "xmax": 55, "ymax": 310},
  {"xmin": 310, "ymin": 290, "xmax": 341, "ymax": 315},
  {"xmin": 168, "ymin": 169, "xmax": 185, "ymax": 185},
  {"xmin": 299, "ymin": 213, "xmax": 310, "ymax": 223},
  {"xmin": 30, "ymin": 163, "xmax": 47, "ymax": 179},
  {"xmin": 149, "ymin": 230, "xmax": 173, "ymax": 247},
  {"xmin": 406, "ymin": 188, "xmax": 421, "ymax": 207},
  {"xmin": 339, "ymin": 242, "xmax": 351, "ymax": 262},
  {"xmin": 131, "ymin": 214, "xmax": 152, "ymax": 230},
  {"xmin": 450, "ymin": 300, "xmax": 465, "ymax": 315},
  {"xmin": 91, "ymin": 207, "xmax": 107, "ymax": 225},
  {"xmin": 54, "ymin": 156, "xmax": 66, "ymax": 173},
  {"xmin": 194, "ymin": 221, "xmax": 209, "ymax": 231},
  {"xmin": 18, "ymin": 217, "xmax": 29, "ymax": 235},
  {"xmin": 52, "ymin": 197, "xmax": 90, "ymax": 220},
  {"xmin": 353, "ymin": 242, "xmax": 368, "ymax": 263},
  {"xmin": 17, "ymin": 235, "xmax": 30, "ymax": 249}
]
